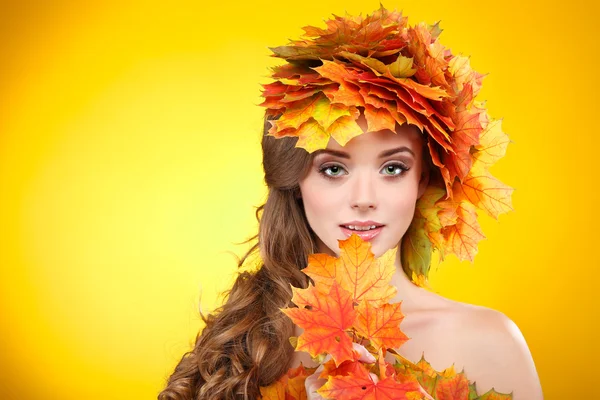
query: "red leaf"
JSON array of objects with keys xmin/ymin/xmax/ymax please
[
  {"xmin": 318, "ymin": 363, "xmax": 421, "ymax": 400},
  {"xmin": 283, "ymin": 281, "xmax": 357, "ymax": 366}
]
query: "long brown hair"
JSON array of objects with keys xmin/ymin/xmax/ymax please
[{"xmin": 158, "ymin": 118, "xmax": 318, "ymax": 399}]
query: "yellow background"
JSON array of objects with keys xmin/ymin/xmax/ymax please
[{"xmin": 0, "ymin": 1, "xmax": 597, "ymax": 398}]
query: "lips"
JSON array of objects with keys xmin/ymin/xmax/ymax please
[{"xmin": 340, "ymin": 221, "xmax": 384, "ymax": 241}]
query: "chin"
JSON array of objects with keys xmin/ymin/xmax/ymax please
[{"xmin": 371, "ymin": 239, "xmax": 401, "ymax": 258}]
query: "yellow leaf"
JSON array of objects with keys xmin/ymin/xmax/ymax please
[
  {"xmin": 312, "ymin": 98, "xmax": 352, "ymax": 130},
  {"xmin": 327, "ymin": 115, "xmax": 363, "ymax": 147},
  {"xmin": 295, "ymin": 119, "xmax": 330, "ymax": 152},
  {"xmin": 276, "ymin": 93, "xmax": 327, "ymax": 131},
  {"xmin": 303, "ymin": 234, "xmax": 397, "ymax": 305},
  {"xmin": 452, "ymin": 163, "xmax": 514, "ymax": 220},
  {"xmin": 473, "ymin": 118, "xmax": 510, "ymax": 167},
  {"xmin": 387, "ymin": 55, "xmax": 417, "ymax": 78}
]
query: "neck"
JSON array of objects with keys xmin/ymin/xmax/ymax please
[{"xmin": 389, "ymin": 244, "xmax": 425, "ymax": 312}]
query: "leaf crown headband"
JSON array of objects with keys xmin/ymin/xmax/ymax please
[{"xmin": 259, "ymin": 5, "xmax": 514, "ymax": 283}]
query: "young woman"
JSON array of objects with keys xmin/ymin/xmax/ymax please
[{"xmin": 159, "ymin": 7, "xmax": 543, "ymax": 400}]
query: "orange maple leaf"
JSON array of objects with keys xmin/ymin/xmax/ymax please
[
  {"xmin": 288, "ymin": 375, "xmax": 310, "ymax": 400},
  {"xmin": 282, "ymin": 281, "xmax": 357, "ymax": 366},
  {"xmin": 364, "ymin": 104, "xmax": 396, "ymax": 132},
  {"xmin": 434, "ymin": 369, "xmax": 470, "ymax": 400},
  {"xmin": 319, "ymin": 359, "xmax": 367, "ymax": 380},
  {"xmin": 354, "ymin": 300, "xmax": 409, "ymax": 351},
  {"xmin": 302, "ymin": 234, "xmax": 397, "ymax": 306},
  {"xmin": 318, "ymin": 362, "xmax": 422, "ymax": 400},
  {"xmin": 259, "ymin": 376, "xmax": 287, "ymax": 400},
  {"xmin": 260, "ymin": 364, "xmax": 315, "ymax": 400},
  {"xmin": 286, "ymin": 364, "xmax": 313, "ymax": 399}
]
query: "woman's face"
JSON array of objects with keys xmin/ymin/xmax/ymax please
[{"xmin": 298, "ymin": 123, "xmax": 429, "ymax": 258}]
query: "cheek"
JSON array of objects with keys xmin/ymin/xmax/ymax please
[
  {"xmin": 299, "ymin": 179, "xmax": 339, "ymax": 219},
  {"xmin": 383, "ymin": 181, "xmax": 419, "ymax": 221}
]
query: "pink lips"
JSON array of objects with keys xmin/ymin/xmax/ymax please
[{"xmin": 339, "ymin": 221, "xmax": 384, "ymax": 241}]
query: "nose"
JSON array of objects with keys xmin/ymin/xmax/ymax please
[{"xmin": 349, "ymin": 171, "xmax": 378, "ymax": 211}]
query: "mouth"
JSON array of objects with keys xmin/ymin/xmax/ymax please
[{"xmin": 339, "ymin": 222, "xmax": 384, "ymax": 241}]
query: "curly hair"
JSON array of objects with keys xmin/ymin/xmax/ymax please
[{"xmin": 158, "ymin": 118, "xmax": 318, "ymax": 399}]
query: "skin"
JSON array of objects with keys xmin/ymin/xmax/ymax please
[{"xmin": 291, "ymin": 121, "xmax": 544, "ymax": 399}]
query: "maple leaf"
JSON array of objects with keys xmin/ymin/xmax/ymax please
[
  {"xmin": 319, "ymin": 359, "xmax": 367, "ymax": 379},
  {"xmin": 472, "ymin": 119, "xmax": 510, "ymax": 167},
  {"xmin": 312, "ymin": 97, "xmax": 353, "ymax": 130},
  {"xmin": 400, "ymin": 184, "xmax": 448, "ymax": 277},
  {"xmin": 410, "ymin": 272, "xmax": 433, "ymax": 291},
  {"xmin": 417, "ymin": 185, "xmax": 446, "ymax": 234},
  {"xmin": 343, "ymin": 52, "xmax": 449, "ymax": 101},
  {"xmin": 448, "ymin": 55, "xmax": 485, "ymax": 97},
  {"xmin": 281, "ymin": 84, "xmax": 338, "ymax": 103},
  {"xmin": 392, "ymin": 353, "xmax": 438, "ymax": 396},
  {"xmin": 260, "ymin": 364, "xmax": 315, "ymax": 400},
  {"xmin": 260, "ymin": 375, "xmax": 287, "ymax": 400},
  {"xmin": 468, "ymin": 382, "xmax": 479, "ymax": 400},
  {"xmin": 294, "ymin": 119, "xmax": 330, "ymax": 152},
  {"xmin": 426, "ymin": 140, "xmax": 453, "ymax": 196},
  {"xmin": 364, "ymin": 104, "xmax": 396, "ymax": 132},
  {"xmin": 282, "ymin": 281, "xmax": 357, "ymax": 366},
  {"xmin": 388, "ymin": 55, "xmax": 418, "ymax": 78},
  {"xmin": 327, "ymin": 114, "xmax": 363, "ymax": 146},
  {"xmin": 269, "ymin": 5, "xmax": 408, "ymax": 61},
  {"xmin": 475, "ymin": 389, "xmax": 513, "ymax": 399},
  {"xmin": 288, "ymin": 374, "xmax": 310, "ymax": 400},
  {"xmin": 302, "ymin": 234, "xmax": 397, "ymax": 305},
  {"xmin": 438, "ymin": 201, "xmax": 485, "ymax": 262},
  {"xmin": 434, "ymin": 369, "xmax": 470, "ymax": 400},
  {"xmin": 442, "ymin": 109, "xmax": 485, "ymax": 183},
  {"xmin": 401, "ymin": 208, "xmax": 433, "ymax": 279},
  {"xmin": 286, "ymin": 364, "xmax": 315, "ymax": 400},
  {"xmin": 451, "ymin": 162, "xmax": 514, "ymax": 220},
  {"xmin": 354, "ymin": 300, "xmax": 409, "ymax": 351},
  {"xmin": 313, "ymin": 60, "xmax": 366, "ymax": 107},
  {"xmin": 274, "ymin": 93, "xmax": 328, "ymax": 131},
  {"xmin": 318, "ymin": 362, "xmax": 422, "ymax": 400}
]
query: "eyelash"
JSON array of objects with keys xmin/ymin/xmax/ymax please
[{"xmin": 317, "ymin": 162, "xmax": 410, "ymax": 180}]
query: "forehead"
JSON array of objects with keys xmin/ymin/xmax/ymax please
[{"xmin": 325, "ymin": 123, "xmax": 424, "ymax": 155}]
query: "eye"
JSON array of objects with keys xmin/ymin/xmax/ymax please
[
  {"xmin": 318, "ymin": 164, "xmax": 347, "ymax": 178},
  {"xmin": 381, "ymin": 162, "xmax": 409, "ymax": 176}
]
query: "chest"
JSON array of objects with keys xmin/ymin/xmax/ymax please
[
  {"xmin": 289, "ymin": 308, "xmax": 469, "ymax": 372},
  {"xmin": 386, "ymin": 309, "xmax": 468, "ymax": 372}
]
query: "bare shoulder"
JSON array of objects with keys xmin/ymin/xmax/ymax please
[{"xmin": 449, "ymin": 302, "xmax": 544, "ymax": 400}]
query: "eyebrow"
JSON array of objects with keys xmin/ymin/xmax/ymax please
[{"xmin": 313, "ymin": 146, "xmax": 415, "ymax": 159}]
